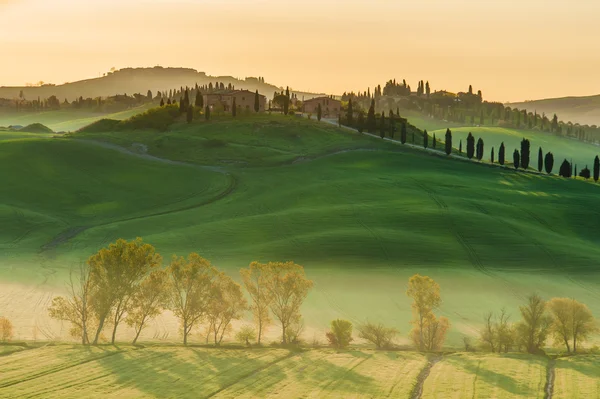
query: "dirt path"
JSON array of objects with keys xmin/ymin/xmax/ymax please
[
  {"xmin": 409, "ymin": 354, "xmax": 442, "ymax": 399},
  {"xmin": 544, "ymin": 358, "xmax": 555, "ymax": 399}
]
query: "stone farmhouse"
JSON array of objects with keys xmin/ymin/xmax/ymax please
[
  {"xmin": 203, "ymin": 90, "xmax": 267, "ymax": 112},
  {"xmin": 302, "ymin": 96, "xmax": 342, "ymax": 117}
]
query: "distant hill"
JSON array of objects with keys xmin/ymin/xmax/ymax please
[
  {"xmin": 0, "ymin": 67, "xmax": 325, "ymax": 103},
  {"xmin": 508, "ymin": 94, "xmax": 600, "ymax": 126},
  {"xmin": 19, "ymin": 123, "xmax": 53, "ymax": 133}
]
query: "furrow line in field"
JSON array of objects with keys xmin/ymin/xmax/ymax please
[
  {"xmin": 409, "ymin": 355, "xmax": 442, "ymax": 399},
  {"xmin": 544, "ymin": 358, "xmax": 556, "ymax": 399},
  {"xmin": 0, "ymin": 348, "xmax": 133, "ymax": 389}
]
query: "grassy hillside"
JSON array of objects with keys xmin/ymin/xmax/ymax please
[
  {"xmin": 0, "ymin": 104, "xmax": 153, "ymax": 132},
  {"xmin": 2, "ymin": 114, "xmax": 600, "ymax": 347},
  {"xmin": 399, "ymin": 109, "xmax": 600, "ymax": 174},
  {"xmin": 0, "ymin": 345, "xmax": 597, "ymax": 398},
  {"xmin": 509, "ymin": 95, "xmax": 600, "ymax": 126}
]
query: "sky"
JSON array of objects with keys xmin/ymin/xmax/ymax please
[{"xmin": 1, "ymin": 0, "xmax": 600, "ymax": 102}]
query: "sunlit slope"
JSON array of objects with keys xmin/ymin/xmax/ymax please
[
  {"xmin": 70, "ymin": 147, "xmax": 600, "ymax": 272},
  {"xmin": 0, "ymin": 104, "xmax": 153, "ymax": 132},
  {"xmin": 0, "ymin": 138, "xmax": 229, "ymax": 256},
  {"xmin": 75, "ymin": 115, "xmax": 396, "ymax": 167}
]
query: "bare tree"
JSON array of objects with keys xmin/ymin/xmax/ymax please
[
  {"xmin": 266, "ymin": 262, "xmax": 313, "ymax": 344},
  {"xmin": 240, "ymin": 262, "xmax": 273, "ymax": 345},
  {"xmin": 48, "ymin": 263, "xmax": 94, "ymax": 345},
  {"xmin": 205, "ymin": 272, "xmax": 248, "ymax": 346}
]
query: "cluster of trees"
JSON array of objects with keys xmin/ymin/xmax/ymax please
[
  {"xmin": 342, "ymin": 79, "xmax": 600, "ymax": 145},
  {"xmin": 479, "ymin": 295, "xmax": 597, "ymax": 354},
  {"xmin": 48, "ymin": 239, "xmax": 313, "ymax": 346},
  {"xmin": 326, "ymin": 274, "xmax": 449, "ymax": 352}
]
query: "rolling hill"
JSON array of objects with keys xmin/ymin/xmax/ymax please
[
  {"xmin": 1, "ymin": 113, "xmax": 600, "ymax": 348},
  {"xmin": 508, "ymin": 94, "xmax": 600, "ymax": 126},
  {"xmin": 0, "ymin": 67, "xmax": 324, "ymax": 103}
]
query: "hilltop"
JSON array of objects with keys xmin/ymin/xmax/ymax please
[
  {"xmin": 0, "ymin": 66, "xmax": 324, "ymax": 103},
  {"xmin": 508, "ymin": 94, "xmax": 600, "ymax": 126}
]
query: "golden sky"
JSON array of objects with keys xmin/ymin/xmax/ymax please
[{"xmin": 1, "ymin": 0, "xmax": 600, "ymax": 102}]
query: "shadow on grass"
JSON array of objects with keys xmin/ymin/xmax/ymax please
[
  {"xmin": 94, "ymin": 347, "xmax": 378, "ymax": 398},
  {"xmin": 555, "ymin": 355, "xmax": 600, "ymax": 379},
  {"xmin": 449, "ymin": 354, "xmax": 545, "ymax": 397}
]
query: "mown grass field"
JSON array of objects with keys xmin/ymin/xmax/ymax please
[
  {"xmin": 554, "ymin": 355, "xmax": 600, "ymax": 399},
  {"xmin": 1, "ymin": 114, "xmax": 600, "ymax": 349},
  {"xmin": 0, "ymin": 345, "xmax": 597, "ymax": 398},
  {"xmin": 421, "ymin": 353, "xmax": 547, "ymax": 398}
]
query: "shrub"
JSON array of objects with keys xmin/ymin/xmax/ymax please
[
  {"xmin": 357, "ymin": 322, "xmax": 398, "ymax": 349},
  {"xmin": 117, "ymin": 104, "xmax": 180, "ymax": 131},
  {"xmin": 235, "ymin": 325, "xmax": 257, "ymax": 346},
  {"xmin": 77, "ymin": 119, "xmax": 120, "ymax": 133},
  {"xmin": 0, "ymin": 317, "xmax": 13, "ymax": 342},
  {"xmin": 325, "ymin": 319, "xmax": 353, "ymax": 349}
]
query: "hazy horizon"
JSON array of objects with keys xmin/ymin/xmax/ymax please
[{"xmin": 2, "ymin": 0, "xmax": 600, "ymax": 102}]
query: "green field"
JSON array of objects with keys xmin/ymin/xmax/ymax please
[
  {"xmin": 0, "ymin": 345, "xmax": 597, "ymax": 398},
  {"xmin": 1, "ymin": 114, "xmax": 600, "ymax": 348}
]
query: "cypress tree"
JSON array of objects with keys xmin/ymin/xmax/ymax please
[
  {"xmin": 184, "ymin": 88, "xmax": 190, "ymax": 109},
  {"xmin": 491, "ymin": 147, "xmax": 495, "ymax": 164},
  {"xmin": 347, "ymin": 98, "xmax": 354, "ymax": 125},
  {"xmin": 545, "ymin": 152, "xmax": 554, "ymax": 174},
  {"xmin": 187, "ymin": 105, "xmax": 194, "ymax": 123},
  {"xmin": 195, "ymin": 91, "xmax": 203, "ymax": 107},
  {"xmin": 167, "ymin": 99, "xmax": 172, "ymax": 105},
  {"xmin": 367, "ymin": 100, "xmax": 376, "ymax": 132},
  {"xmin": 594, "ymin": 155, "xmax": 600, "ymax": 182},
  {"xmin": 444, "ymin": 128, "xmax": 452, "ymax": 155},
  {"xmin": 520, "ymin": 138, "xmax": 531, "ymax": 170},
  {"xmin": 459, "ymin": 140, "xmax": 462, "ymax": 154},
  {"xmin": 574, "ymin": 165, "xmax": 578, "ymax": 178},
  {"xmin": 537, "ymin": 147, "xmax": 543, "ymax": 172},
  {"xmin": 283, "ymin": 86, "xmax": 290, "ymax": 115},
  {"xmin": 205, "ymin": 105, "xmax": 210, "ymax": 121},
  {"xmin": 160, "ymin": 98, "xmax": 165, "ymax": 107},
  {"xmin": 499, "ymin": 142, "xmax": 505, "ymax": 165},
  {"xmin": 433, "ymin": 133, "xmax": 437, "ymax": 149},
  {"xmin": 317, "ymin": 104, "xmax": 322, "ymax": 121},
  {"xmin": 380, "ymin": 112, "xmax": 385, "ymax": 139},
  {"xmin": 232, "ymin": 97, "xmax": 237, "ymax": 117},
  {"xmin": 389, "ymin": 110, "xmax": 395, "ymax": 138},
  {"xmin": 513, "ymin": 150, "xmax": 520, "ymax": 169},
  {"xmin": 476, "ymin": 138, "xmax": 484, "ymax": 161},
  {"xmin": 466, "ymin": 132, "xmax": 475, "ymax": 159},
  {"xmin": 400, "ymin": 122, "xmax": 407, "ymax": 144},
  {"xmin": 179, "ymin": 98, "xmax": 185, "ymax": 113},
  {"xmin": 254, "ymin": 90, "xmax": 260, "ymax": 112},
  {"xmin": 423, "ymin": 129, "xmax": 428, "ymax": 149},
  {"xmin": 357, "ymin": 112, "xmax": 365, "ymax": 133}
]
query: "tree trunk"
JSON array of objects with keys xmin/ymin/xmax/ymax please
[
  {"xmin": 282, "ymin": 324, "xmax": 287, "ymax": 344},
  {"xmin": 183, "ymin": 320, "xmax": 188, "ymax": 346},
  {"xmin": 573, "ymin": 336, "xmax": 577, "ymax": 353},
  {"xmin": 93, "ymin": 316, "xmax": 106, "ymax": 345},
  {"xmin": 258, "ymin": 320, "xmax": 262, "ymax": 345},
  {"xmin": 564, "ymin": 338, "xmax": 571, "ymax": 353},
  {"xmin": 132, "ymin": 328, "xmax": 142, "ymax": 345}
]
